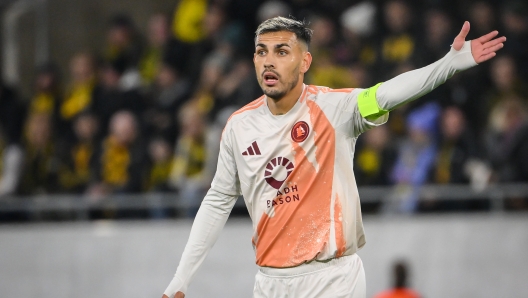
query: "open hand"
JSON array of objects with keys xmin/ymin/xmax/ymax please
[{"xmin": 453, "ymin": 21, "xmax": 506, "ymax": 64}]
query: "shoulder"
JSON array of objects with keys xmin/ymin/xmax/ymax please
[
  {"xmin": 304, "ymin": 85, "xmax": 364, "ymax": 113},
  {"xmin": 305, "ymin": 85, "xmax": 359, "ymax": 101},
  {"xmin": 223, "ymin": 95, "xmax": 266, "ymax": 132},
  {"xmin": 307, "ymin": 85, "xmax": 356, "ymax": 94}
]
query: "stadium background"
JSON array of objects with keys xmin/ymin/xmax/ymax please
[{"xmin": 0, "ymin": 0, "xmax": 527, "ymax": 297}]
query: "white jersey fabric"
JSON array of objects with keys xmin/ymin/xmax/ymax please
[{"xmin": 164, "ymin": 41, "xmax": 477, "ymax": 297}]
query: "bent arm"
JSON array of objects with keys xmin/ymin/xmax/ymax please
[{"xmin": 163, "ymin": 188, "xmax": 238, "ymax": 297}]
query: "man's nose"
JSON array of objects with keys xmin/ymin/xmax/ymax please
[{"xmin": 263, "ymin": 55, "xmax": 275, "ymax": 69}]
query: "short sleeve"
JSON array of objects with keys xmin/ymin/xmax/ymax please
[{"xmin": 210, "ymin": 122, "xmax": 242, "ymax": 196}]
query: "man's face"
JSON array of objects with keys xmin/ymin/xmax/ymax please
[{"xmin": 254, "ymin": 31, "xmax": 311, "ymax": 100}]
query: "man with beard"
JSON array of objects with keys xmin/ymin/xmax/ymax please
[{"xmin": 163, "ymin": 17, "xmax": 505, "ymax": 298}]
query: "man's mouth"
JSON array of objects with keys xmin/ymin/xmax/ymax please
[{"xmin": 263, "ymin": 72, "xmax": 279, "ymax": 86}]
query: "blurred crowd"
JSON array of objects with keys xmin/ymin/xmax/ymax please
[{"xmin": 0, "ymin": 0, "xmax": 527, "ymax": 215}]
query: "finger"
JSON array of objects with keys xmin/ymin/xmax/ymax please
[
  {"xmin": 477, "ymin": 30, "xmax": 499, "ymax": 43},
  {"xmin": 482, "ymin": 36, "xmax": 507, "ymax": 49},
  {"xmin": 481, "ymin": 43, "xmax": 504, "ymax": 55},
  {"xmin": 162, "ymin": 295, "xmax": 169, "ymax": 298},
  {"xmin": 456, "ymin": 21, "xmax": 470, "ymax": 40}
]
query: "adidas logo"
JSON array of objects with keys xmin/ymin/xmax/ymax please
[{"xmin": 242, "ymin": 141, "xmax": 261, "ymax": 156}]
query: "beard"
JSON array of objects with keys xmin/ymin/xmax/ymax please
[{"xmin": 259, "ymin": 66, "xmax": 300, "ymax": 101}]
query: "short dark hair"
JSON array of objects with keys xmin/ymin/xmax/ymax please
[{"xmin": 255, "ymin": 16, "xmax": 313, "ymax": 48}]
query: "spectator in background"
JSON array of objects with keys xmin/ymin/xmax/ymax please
[
  {"xmin": 88, "ymin": 110, "xmax": 145, "ymax": 196},
  {"xmin": 431, "ymin": 106, "xmax": 476, "ymax": 184},
  {"xmin": 373, "ymin": 260, "xmax": 420, "ymax": 298},
  {"xmin": 59, "ymin": 52, "xmax": 99, "ymax": 139},
  {"xmin": 102, "ymin": 14, "xmax": 144, "ymax": 96},
  {"xmin": 169, "ymin": 103, "xmax": 213, "ymax": 217},
  {"xmin": 189, "ymin": 2, "xmax": 251, "ymax": 118},
  {"xmin": 190, "ymin": 52, "xmax": 224, "ymax": 117},
  {"xmin": 93, "ymin": 59, "xmax": 146, "ymax": 136},
  {"xmin": 144, "ymin": 137, "xmax": 174, "ymax": 193},
  {"xmin": 93, "ymin": 60, "xmax": 127, "ymax": 135},
  {"xmin": 485, "ymin": 97, "xmax": 528, "ymax": 183},
  {"xmin": 355, "ymin": 125, "xmax": 396, "ymax": 186},
  {"xmin": 388, "ymin": 103, "xmax": 440, "ymax": 213},
  {"xmin": 337, "ymin": 1, "xmax": 378, "ymax": 67},
  {"xmin": 193, "ymin": 2, "xmax": 259, "ymax": 118},
  {"xmin": 17, "ymin": 113, "xmax": 58, "ymax": 195},
  {"xmin": 378, "ymin": 0, "xmax": 417, "ymax": 80},
  {"xmin": 104, "ymin": 14, "xmax": 143, "ymax": 70},
  {"xmin": 468, "ymin": 1, "xmax": 497, "ymax": 40},
  {"xmin": 307, "ymin": 15, "xmax": 356, "ymax": 88},
  {"xmin": 143, "ymin": 58, "xmax": 191, "ymax": 144},
  {"xmin": 419, "ymin": 9, "xmax": 454, "ymax": 64},
  {"xmin": 29, "ymin": 63, "xmax": 62, "ymax": 125},
  {"xmin": 487, "ymin": 55, "xmax": 528, "ymax": 106},
  {"xmin": 202, "ymin": 3, "xmax": 247, "ymax": 57},
  {"xmin": 139, "ymin": 13, "xmax": 192, "ymax": 88},
  {"xmin": 57, "ymin": 112, "xmax": 99, "ymax": 193},
  {"xmin": 144, "ymin": 136, "xmax": 176, "ymax": 219},
  {"xmin": 500, "ymin": 1, "xmax": 528, "ymax": 81},
  {"xmin": 422, "ymin": 106, "xmax": 488, "ymax": 211},
  {"xmin": 480, "ymin": 55, "xmax": 528, "ymax": 134},
  {"xmin": 140, "ymin": 13, "xmax": 172, "ymax": 86},
  {"xmin": 208, "ymin": 58, "xmax": 257, "ymax": 119},
  {"xmin": 170, "ymin": 0, "xmax": 209, "ymax": 84}
]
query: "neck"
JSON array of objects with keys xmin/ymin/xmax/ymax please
[{"xmin": 267, "ymin": 81, "xmax": 304, "ymax": 115}]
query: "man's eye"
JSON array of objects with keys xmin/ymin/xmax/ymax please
[
  {"xmin": 279, "ymin": 50, "xmax": 287, "ymax": 56},
  {"xmin": 257, "ymin": 50, "xmax": 266, "ymax": 56}
]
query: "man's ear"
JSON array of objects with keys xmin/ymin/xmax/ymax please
[{"xmin": 301, "ymin": 52, "xmax": 312, "ymax": 74}]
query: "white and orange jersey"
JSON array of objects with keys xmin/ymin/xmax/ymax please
[{"xmin": 212, "ymin": 84, "xmax": 387, "ymax": 268}]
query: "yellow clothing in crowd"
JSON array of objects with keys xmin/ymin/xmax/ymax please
[
  {"xmin": 382, "ymin": 34, "xmax": 415, "ymax": 63},
  {"xmin": 145, "ymin": 161, "xmax": 173, "ymax": 191},
  {"xmin": 170, "ymin": 136, "xmax": 206, "ymax": 184},
  {"xmin": 172, "ymin": 0, "xmax": 207, "ymax": 43},
  {"xmin": 30, "ymin": 92, "xmax": 56, "ymax": 115},
  {"xmin": 59, "ymin": 142, "xmax": 93, "ymax": 190},
  {"xmin": 357, "ymin": 148, "xmax": 381, "ymax": 177},
  {"xmin": 101, "ymin": 137, "xmax": 131, "ymax": 187},
  {"xmin": 60, "ymin": 80, "xmax": 96, "ymax": 120},
  {"xmin": 139, "ymin": 47, "xmax": 163, "ymax": 84}
]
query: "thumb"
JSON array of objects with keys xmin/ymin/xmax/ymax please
[{"xmin": 453, "ymin": 21, "xmax": 470, "ymax": 51}]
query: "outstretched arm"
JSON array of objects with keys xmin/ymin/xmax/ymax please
[{"xmin": 358, "ymin": 22, "xmax": 506, "ymax": 120}]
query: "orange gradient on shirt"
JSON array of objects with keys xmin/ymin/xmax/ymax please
[
  {"xmin": 334, "ymin": 193, "xmax": 346, "ymax": 257},
  {"xmin": 254, "ymin": 87, "xmax": 346, "ymax": 267}
]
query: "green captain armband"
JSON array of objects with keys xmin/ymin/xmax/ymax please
[{"xmin": 358, "ymin": 83, "xmax": 388, "ymax": 119}]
